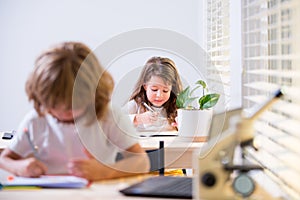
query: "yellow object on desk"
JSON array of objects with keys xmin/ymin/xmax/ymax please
[
  {"xmin": 1, "ymin": 186, "xmax": 41, "ymax": 190},
  {"xmin": 149, "ymin": 169, "xmax": 185, "ymax": 176}
]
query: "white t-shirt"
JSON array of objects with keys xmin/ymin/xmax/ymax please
[
  {"xmin": 9, "ymin": 106, "xmax": 139, "ymax": 174},
  {"xmin": 122, "ymin": 100, "xmax": 175, "ymax": 132}
]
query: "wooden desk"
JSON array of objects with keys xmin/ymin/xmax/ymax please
[
  {"xmin": 0, "ymin": 169, "xmax": 282, "ymax": 200},
  {"xmin": 139, "ymin": 135, "xmax": 206, "ymax": 169}
]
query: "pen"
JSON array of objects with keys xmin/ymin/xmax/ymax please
[
  {"xmin": 24, "ymin": 128, "xmax": 39, "ymax": 159},
  {"xmin": 142, "ymin": 102, "xmax": 155, "ymax": 112}
]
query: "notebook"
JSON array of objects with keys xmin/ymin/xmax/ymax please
[
  {"xmin": 2, "ymin": 175, "xmax": 89, "ymax": 188},
  {"xmin": 119, "ymin": 108, "xmax": 242, "ymax": 199}
]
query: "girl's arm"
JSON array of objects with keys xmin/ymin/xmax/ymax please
[
  {"xmin": 133, "ymin": 111, "xmax": 159, "ymax": 125},
  {"xmin": 123, "ymin": 100, "xmax": 158, "ymax": 126},
  {"xmin": 0, "ymin": 148, "xmax": 47, "ymax": 177}
]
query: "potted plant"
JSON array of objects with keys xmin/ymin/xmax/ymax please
[{"xmin": 176, "ymin": 80, "xmax": 220, "ymax": 138}]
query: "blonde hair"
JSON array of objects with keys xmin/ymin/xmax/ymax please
[
  {"xmin": 130, "ymin": 56, "xmax": 183, "ymax": 124},
  {"xmin": 26, "ymin": 42, "xmax": 114, "ymax": 122}
]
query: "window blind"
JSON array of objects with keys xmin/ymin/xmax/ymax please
[
  {"xmin": 206, "ymin": 0, "xmax": 232, "ymax": 107},
  {"xmin": 242, "ymin": 0, "xmax": 300, "ymax": 199},
  {"xmin": 206, "ymin": 0, "xmax": 242, "ymax": 110}
]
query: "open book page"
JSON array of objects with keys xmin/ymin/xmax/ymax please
[{"xmin": 2, "ymin": 175, "xmax": 89, "ymax": 188}]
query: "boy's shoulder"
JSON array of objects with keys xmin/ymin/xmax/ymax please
[
  {"xmin": 24, "ymin": 109, "xmax": 42, "ymax": 119},
  {"xmin": 22, "ymin": 109, "xmax": 48, "ymax": 125},
  {"xmin": 16, "ymin": 109, "xmax": 49, "ymax": 133}
]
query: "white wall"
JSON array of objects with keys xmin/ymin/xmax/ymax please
[{"xmin": 0, "ymin": 0, "xmax": 203, "ymax": 130}]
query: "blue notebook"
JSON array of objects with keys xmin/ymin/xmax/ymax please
[{"xmin": 1, "ymin": 175, "xmax": 89, "ymax": 188}]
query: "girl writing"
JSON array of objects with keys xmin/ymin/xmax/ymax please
[{"xmin": 122, "ymin": 57, "xmax": 183, "ymax": 132}]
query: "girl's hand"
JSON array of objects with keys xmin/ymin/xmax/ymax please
[
  {"xmin": 135, "ymin": 111, "xmax": 159, "ymax": 125},
  {"xmin": 171, "ymin": 116, "xmax": 178, "ymax": 127},
  {"xmin": 17, "ymin": 157, "xmax": 47, "ymax": 177}
]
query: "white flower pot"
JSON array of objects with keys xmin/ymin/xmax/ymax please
[{"xmin": 177, "ymin": 109, "xmax": 213, "ymax": 138}]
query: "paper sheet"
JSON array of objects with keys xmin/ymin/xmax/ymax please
[{"xmin": 2, "ymin": 175, "xmax": 89, "ymax": 188}]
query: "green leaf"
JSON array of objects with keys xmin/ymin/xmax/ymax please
[
  {"xmin": 195, "ymin": 80, "xmax": 207, "ymax": 89},
  {"xmin": 176, "ymin": 86, "xmax": 190, "ymax": 108},
  {"xmin": 190, "ymin": 85, "xmax": 200, "ymax": 97},
  {"xmin": 176, "ymin": 79, "xmax": 220, "ymax": 110},
  {"xmin": 198, "ymin": 93, "xmax": 220, "ymax": 110},
  {"xmin": 183, "ymin": 97, "xmax": 198, "ymax": 108}
]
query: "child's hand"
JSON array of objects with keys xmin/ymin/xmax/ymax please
[
  {"xmin": 171, "ymin": 117, "xmax": 178, "ymax": 127},
  {"xmin": 67, "ymin": 158, "xmax": 107, "ymax": 181},
  {"xmin": 68, "ymin": 149, "xmax": 106, "ymax": 181},
  {"xmin": 135, "ymin": 111, "xmax": 159, "ymax": 125},
  {"xmin": 17, "ymin": 157, "xmax": 47, "ymax": 177}
]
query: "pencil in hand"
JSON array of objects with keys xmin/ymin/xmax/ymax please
[
  {"xmin": 24, "ymin": 128, "xmax": 39, "ymax": 159},
  {"xmin": 142, "ymin": 102, "xmax": 155, "ymax": 112}
]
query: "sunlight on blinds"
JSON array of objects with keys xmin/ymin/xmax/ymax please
[
  {"xmin": 242, "ymin": 0, "xmax": 300, "ymax": 199},
  {"xmin": 206, "ymin": 0, "xmax": 231, "ymax": 107}
]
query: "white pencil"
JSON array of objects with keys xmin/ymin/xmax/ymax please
[
  {"xmin": 142, "ymin": 102, "xmax": 155, "ymax": 112},
  {"xmin": 24, "ymin": 128, "xmax": 39, "ymax": 159}
]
